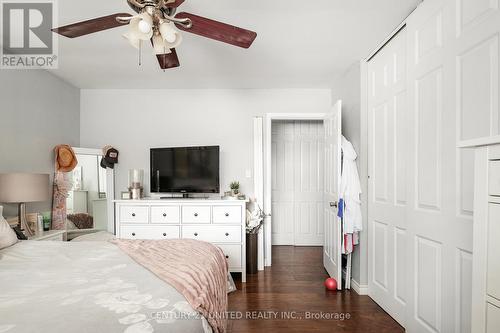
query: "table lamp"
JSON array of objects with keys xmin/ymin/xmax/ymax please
[{"xmin": 0, "ymin": 173, "xmax": 50, "ymax": 237}]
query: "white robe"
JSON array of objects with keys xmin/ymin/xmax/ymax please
[{"xmin": 340, "ymin": 136, "xmax": 362, "ymax": 234}]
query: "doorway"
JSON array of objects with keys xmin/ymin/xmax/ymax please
[
  {"xmin": 271, "ymin": 120, "xmax": 325, "ymax": 246},
  {"xmin": 260, "ymin": 104, "xmax": 343, "ymax": 288}
]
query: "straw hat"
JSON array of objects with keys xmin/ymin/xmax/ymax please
[{"xmin": 54, "ymin": 145, "xmax": 77, "ymax": 172}]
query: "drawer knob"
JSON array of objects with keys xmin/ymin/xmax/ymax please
[
  {"xmin": 225, "ymin": 233, "xmax": 229, "ymax": 236},
  {"xmin": 225, "ymin": 255, "xmax": 229, "ymax": 259},
  {"xmin": 194, "ymin": 232, "xmax": 198, "ymax": 236},
  {"xmin": 225, "ymin": 213, "xmax": 229, "ymax": 217},
  {"xmin": 163, "ymin": 233, "xmax": 167, "ymax": 237},
  {"xmin": 194, "ymin": 213, "xmax": 198, "ymax": 217},
  {"xmin": 131, "ymin": 213, "xmax": 136, "ymax": 217},
  {"xmin": 163, "ymin": 213, "xmax": 167, "ymax": 217},
  {"xmin": 132, "ymin": 233, "xmax": 136, "ymax": 236}
]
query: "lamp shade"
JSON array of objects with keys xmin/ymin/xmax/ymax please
[
  {"xmin": 0, "ymin": 173, "xmax": 50, "ymax": 203},
  {"xmin": 128, "ymin": 13, "xmax": 154, "ymax": 41},
  {"xmin": 159, "ymin": 22, "xmax": 182, "ymax": 49}
]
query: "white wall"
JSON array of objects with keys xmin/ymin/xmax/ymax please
[
  {"xmin": 0, "ymin": 70, "xmax": 80, "ymax": 216},
  {"xmin": 80, "ymin": 89, "xmax": 331, "ymax": 199},
  {"xmin": 331, "ymin": 61, "xmax": 367, "ymax": 287}
]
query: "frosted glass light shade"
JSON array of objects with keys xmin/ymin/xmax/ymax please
[
  {"xmin": 0, "ymin": 173, "xmax": 50, "ymax": 203},
  {"xmin": 159, "ymin": 22, "xmax": 182, "ymax": 49},
  {"xmin": 152, "ymin": 34, "xmax": 172, "ymax": 55},
  {"xmin": 123, "ymin": 32, "xmax": 141, "ymax": 49},
  {"xmin": 128, "ymin": 13, "xmax": 154, "ymax": 41}
]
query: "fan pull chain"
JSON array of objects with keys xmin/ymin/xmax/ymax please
[
  {"xmin": 138, "ymin": 41, "xmax": 142, "ymax": 66},
  {"xmin": 163, "ymin": 46, "xmax": 167, "ymax": 72}
]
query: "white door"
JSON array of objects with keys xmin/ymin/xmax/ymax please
[
  {"xmin": 366, "ymin": 0, "xmax": 497, "ymax": 330},
  {"xmin": 323, "ymin": 100, "xmax": 342, "ymax": 288},
  {"xmin": 405, "ymin": 0, "xmax": 474, "ymax": 332},
  {"xmin": 367, "ymin": 26, "xmax": 408, "ymax": 326},
  {"xmin": 271, "ymin": 120, "xmax": 324, "ymax": 246}
]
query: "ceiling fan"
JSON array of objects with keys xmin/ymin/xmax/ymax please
[{"xmin": 51, "ymin": 0, "xmax": 257, "ymax": 70}]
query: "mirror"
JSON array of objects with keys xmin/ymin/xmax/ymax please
[{"xmin": 65, "ymin": 149, "xmax": 113, "ymax": 237}]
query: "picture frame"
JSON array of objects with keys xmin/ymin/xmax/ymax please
[{"xmin": 121, "ymin": 191, "xmax": 131, "ymax": 200}]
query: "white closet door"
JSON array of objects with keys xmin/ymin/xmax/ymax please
[
  {"xmin": 323, "ymin": 100, "xmax": 342, "ymax": 288},
  {"xmin": 405, "ymin": 0, "xmax": 474, "ymax": 332},
  {"xmin": 367, "ymin": 27, "xmax": 408, "ymax": 326},
  {"xmin": 366, "ymin": 0, "xmax": 498, "ymax": 330},
  {"xmin": 271, "ymin": 120, "xmax": 324, "ymax": 246}
]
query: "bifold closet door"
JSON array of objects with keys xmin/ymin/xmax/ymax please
[
  {"xmin": 368, "ymin": 0, "xmax": 497, "ymax": 330},
  {"xmin": 271, "ymin": 120, "xmax": 325, "ymax": 246},
  {"xmin": 367, "ymin": 27, "xmax": 408, "ymax": 326},
  {"xmin": 405, "ymin": 0, "xmax": 478, "ymax": 331}
]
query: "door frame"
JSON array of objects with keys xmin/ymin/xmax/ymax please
[{"xmin": 263, "ymin": 113, "xmax": 326, "ymax": 266}]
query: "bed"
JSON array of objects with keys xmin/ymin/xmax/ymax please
[{"xmin": 0, "ymin": 238, "xmax": 229, "ymax": 333}]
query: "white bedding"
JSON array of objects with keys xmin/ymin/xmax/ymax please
[{"xmin": 0, "ymin": 241, "xmax": 211, "ymax": 333}]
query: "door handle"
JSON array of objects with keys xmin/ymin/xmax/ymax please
[{"xmin": 330, "ymin": 201, "xmax": 338, "ymax": 208}]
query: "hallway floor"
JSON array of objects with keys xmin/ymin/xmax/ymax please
[{"xmin": 228, "ymin": 246, "xmax": 404, "ymax": 333}]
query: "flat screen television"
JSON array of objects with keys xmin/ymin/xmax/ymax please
[{"xmin": 150, "ymin": 146, "xmax": 220, "ymax": 195}]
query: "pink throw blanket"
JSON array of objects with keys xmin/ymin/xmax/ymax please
[{"xmin": 111, "ymin": 239, "xmax": 228, "ymax": 333}]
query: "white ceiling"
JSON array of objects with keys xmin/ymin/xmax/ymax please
[{"xmin": 49, "ymin": 0, "xmax": 419, "ymax": 89}]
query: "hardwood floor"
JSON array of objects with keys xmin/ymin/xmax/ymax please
[{"xmin": 228, "ymin": 246, "xmax": 404, "ymax": 333}]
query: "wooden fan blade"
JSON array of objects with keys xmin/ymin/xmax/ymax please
[
  {"xmin": 52, "ymin": 13, "xmax": 132, "ymax": 38},
  {"xmin": 166, "ymin": 0, "xmax": 185, "ymax": 8},
  {"xmin": 174, "ymin": 12, "xmax": 257, "ymax": 49},
  {"xmin": 156, "ymin": 49, "xmax": 180, "ymax": 70}
]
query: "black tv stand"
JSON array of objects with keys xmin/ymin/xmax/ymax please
[{"xmin": 159, "ymin": 194, "xmax": 208, "ymax": 199}]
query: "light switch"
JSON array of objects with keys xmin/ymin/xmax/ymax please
[{"xmin": 245, "ymin": 169, "xmax": 252, "ymax": 178}]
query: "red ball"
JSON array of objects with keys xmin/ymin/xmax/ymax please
[{"xmin": 324, "ymin": 277, "xmax": 338, "ymax": 290}]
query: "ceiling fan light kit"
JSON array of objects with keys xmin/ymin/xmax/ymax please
[{"xmin": 51, "ymin": 0, "xmax": 257, "ymax": 70}]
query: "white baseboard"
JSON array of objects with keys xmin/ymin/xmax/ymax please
[{"xmin": 351, "ymin": 279, "xmax": 369, "ymax": 295}]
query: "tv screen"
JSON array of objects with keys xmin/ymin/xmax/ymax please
[{"xmin": 150, "ymin": 146, "xmax": 220, "ymax": 194}]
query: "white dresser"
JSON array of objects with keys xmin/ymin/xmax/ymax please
[
  {"xmin": 462, "ymin": 140, "xmax": 500, "ymax": 332},
  {"xmin": 114, "ymin": 199, "xmax": 247, "ymax": 282}
]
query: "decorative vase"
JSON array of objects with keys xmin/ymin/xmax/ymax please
[{"xmin": 246, "ymin": 233, "xmax": 258, "ymax": 274}]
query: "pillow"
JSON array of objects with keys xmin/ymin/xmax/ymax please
[{"xmin": 0, "ymin": 206, "xmax": 18, "ymax": 250}]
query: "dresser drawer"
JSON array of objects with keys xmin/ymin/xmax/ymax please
[
  {"xmin": 120, "ymin": 225, "xmax": 180, "ymax": 240},
  {"xmin": 213, "ymin": 206, "xmax": 242, "ymax": 224},
  {"xmin": 217, "ymin": 244, "xmax": 242, "ymax": 268},
  {"xmin": 151, "ymin": 206, "xmax": 180, "ymax": 224},
  {"xmin": 120, "ymin": 206, "xmax": 149, "ymax": 224},
  {"xmin": 181, "ymin": 225, "xmax": 241, "ymax": 243},
  {"xmin": 489, "ymin": 160, "xmax": 500, "ymax": 196},
  {"xmin": 182, "ymin": 206, "xmax": 211, "ymax": 223}
]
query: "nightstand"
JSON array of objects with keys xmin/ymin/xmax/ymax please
[{"xmin": 28, "ymin": 230, "xmax": 67, "ymax": 241}]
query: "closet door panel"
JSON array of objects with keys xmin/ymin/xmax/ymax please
[
  {"xmin": 367, "ymin": 27, "xmax": 408, "ymax": 326},
  {"xmin": 456, "ymin": 0, "xmax": 500, "ymax": 143},
  {"xmin": 457, "ymin": 35, "xmax": 499, "ymax": 141},
  {"xmin": 416, "ymin": 68, "xmax": 443, "ymax": 211},
  {"xmin": 405, "ymin": 0, "xmax": 474, "ymax": 332},
  {"xmin": 406, "ymin": 2, "xmax": 447, "ymax": 332},
  {"xmin": 394, "ymin": 91, "xmax": 408, "ymax": 206}
]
